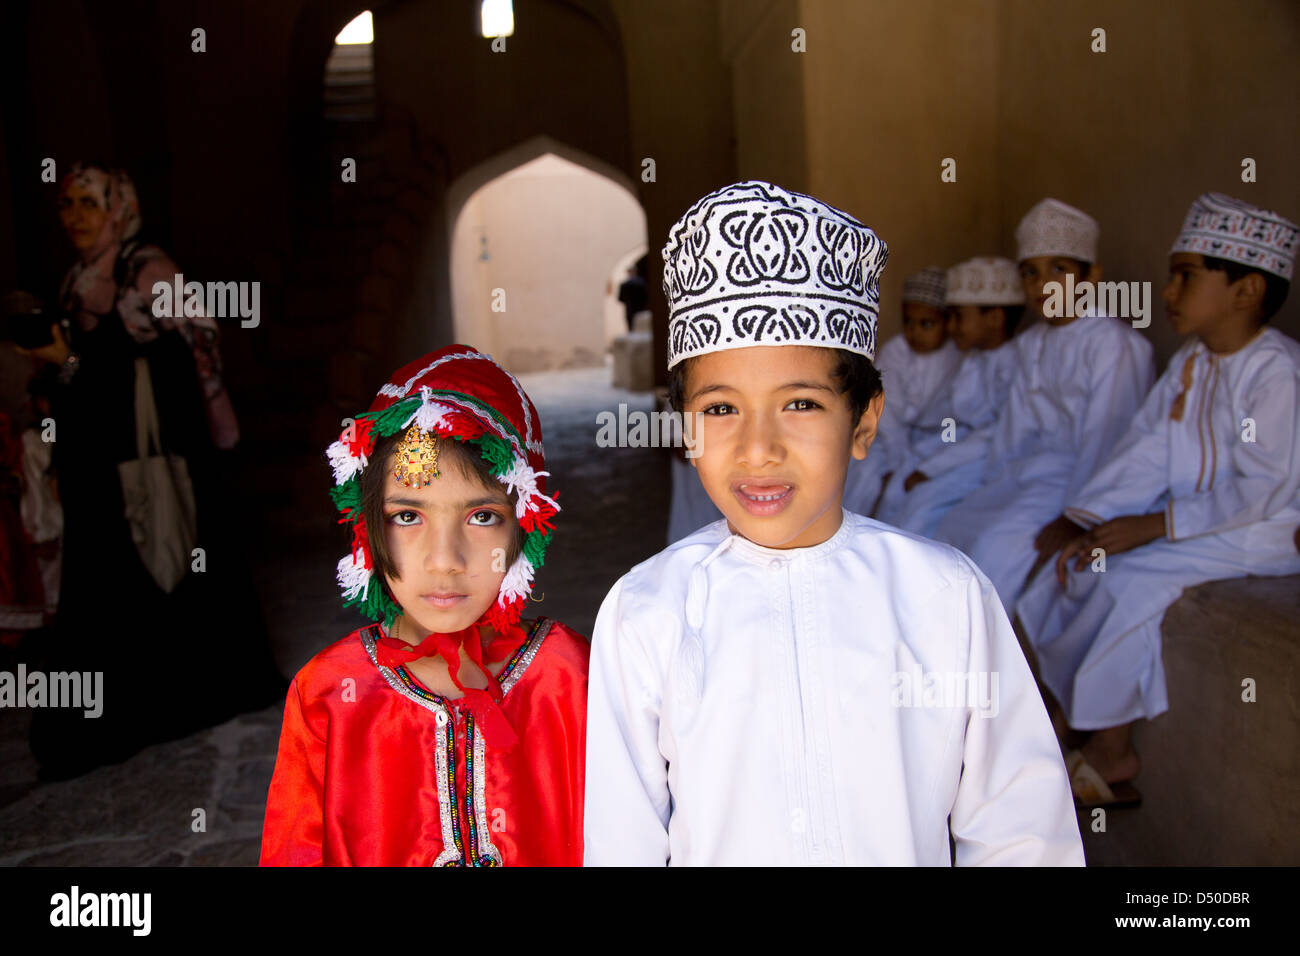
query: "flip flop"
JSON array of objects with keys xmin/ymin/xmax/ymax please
[{"xmin": 1067, "ymin": 751, "xmax": 1142, "ymax": 809}]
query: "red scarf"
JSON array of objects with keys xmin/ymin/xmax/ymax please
[{"xmin": 375, "ymin": 619, "xmax": 524, "ymax": 749}]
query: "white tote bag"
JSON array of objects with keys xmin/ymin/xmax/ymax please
[{"xmin": 117, "ymin": 357, "xmax": 198, "ymax": 593}]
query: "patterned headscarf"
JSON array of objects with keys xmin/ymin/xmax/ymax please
[
  {"xmin": 327, "ymin": 345, "xmax": 559, "ymax": 747},
  {"xmin": 59, "ymin": 163, "xmax": 141, "ymax": 262}
]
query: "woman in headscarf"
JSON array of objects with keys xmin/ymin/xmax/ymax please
[{"xmin": 21, "ymin": 163, "xmax": 284, "ymax": 779}]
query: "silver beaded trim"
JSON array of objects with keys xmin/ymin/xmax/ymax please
[
  {"xmin": 360, "ymin": 627, "xmax": 463, "ymax": 866},
  {"xmin": 361, "ymin": 618, "xmax": 555, "ymax": 867},
  {"xmin": 499, "ymin": 618, "xmax": 553, "ymax": 696},
  {"xmin": 470, "ymin": 722, "xmax": 503, "ymax": 865}
]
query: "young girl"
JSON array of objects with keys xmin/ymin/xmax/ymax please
[{"xmin": 260, "ymin": 345, "xmax": 589, "ymax": 866}]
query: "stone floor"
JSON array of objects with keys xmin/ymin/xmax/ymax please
[{"xmin": 0, "ymin": 363, "xmax": 666, "ymax": 866}]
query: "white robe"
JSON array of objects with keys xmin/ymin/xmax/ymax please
[
  {"xmin": 935, "ymin": 315, "xmax": 1155, "ymax": 611},
  {"xmin": 1017, "ymin": 328, "xmax": 1300, "ymax": 730},
  {"xmin": 844, "ymin": 336, "xmax": 961, "ymax": 516},
  {"xmin": 877, "ymin": 340, "xmax": 1019, "ymax": 534},
  {"xmin": 667, "ymin": 455, "xmax": 723, "ymax": 545},
  {"xmin": 585, "ymin": 509, "xmax": 1084, "ymax": 866}
]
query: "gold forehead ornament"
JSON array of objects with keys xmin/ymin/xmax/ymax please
[{"xmin": 393, "ymin": 425, "xmax": 441, "ymax": 486}]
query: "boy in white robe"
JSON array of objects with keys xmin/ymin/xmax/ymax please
[
  {"xmin": 584, "ymin": 181, "xmax": 1083, "ymax": 866},
  {"xmin": 935, "ymin": 199, "xmax": 1155, "ymax": 612},
  {"xmin": 877, "ymin": 258, "xmax": 1023, "ymax": 534},
  {"xmin": 1017, "ymin": 193, "xmax": 1300, "ymax": 807},
  {"xmin": 843, "ymin": 267, "xmax": 960, "ymax": 516}
]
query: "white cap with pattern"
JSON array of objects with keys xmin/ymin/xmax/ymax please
[
  {"xmin": 662, "ymin": 180, "xmax": 889, "ymax": 368},
  {"xmin": 1015, "ymin": 198, "xmax": 1099, "ymax": 264},
  {"xmin": 945, "ymin": 257, "xmax": 1026, "ymax": 307},
  {"xmin": 1170, "ymin": 192, "xmax": 1296, "ymax": 282},
  {"xmin": 902, "ymin": 267, "xmax": 946, "ymax": 307}
]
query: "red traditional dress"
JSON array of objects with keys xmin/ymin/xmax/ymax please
[{"xmin": 260, "ymin": 616, "xmax": 588, "ymax": 866}]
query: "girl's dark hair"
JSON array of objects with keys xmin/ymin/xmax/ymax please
[
  {"xmin": 1201, "ymin": 255, "xmax": 1289, "ymax": 322},
  {"xmin": 667, "ymin": 347, "xmax": 884, "ymax": 423},
  {"xmin": 359, "ymin": 431, "xmax": 524, "ymax": 589}
]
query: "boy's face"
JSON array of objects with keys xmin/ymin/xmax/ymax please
[
  {"xmin": 1162, "ymin": 252, "xmax": 1238, "ymax": 338},
  {"xmin": 683, "ymin": 345, "xmax": 881, "ymax": 550},
  {"xmin": 1019, "ymin": 256, "xmax": 1096, "ymax": 326},
  {"xmin": 945, "ymin": 305, "xmax": 1001, "ymax": 351},
  {"xmin": 380, "ymin": 457, "xmax": 515, "ymax": 638},
  {"xmin": 901, "ymin": 303, "xmax": 947, "ymax": 353}
]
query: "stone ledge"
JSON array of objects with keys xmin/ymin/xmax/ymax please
[{"xmin": 1081, "ymin": 573, "xmax": 1300, "ymax": 865}]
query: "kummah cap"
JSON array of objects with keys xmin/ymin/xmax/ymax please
[
  {"xmin": 945, "ymin": 257, "xmax": 1026, "ymax": 307},
  {"xmin": 325, "ymin": 345, "xmax": 558, "ymax": 631},
  {"xmin": 902, "ymin": 267, "xmax": 947, "ymax": 308},
  {"xmin": 1015, "ymin": 198, "xmax": 1099, "ymax": 264},
  {"xmin": 1170, "ymin": 192, "xmax": 1297, "ymax": 282},
  {"xmin": 661, "ymin": 180, "xmax": 889, "ymax": 369}
]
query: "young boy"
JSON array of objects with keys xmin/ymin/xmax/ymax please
[
  {"xmin": 261, "ymin": 345, "xmax": 589, "ymax": 866},
  {"xmin": 1017, "ymin": 193, "xmax": 1300, "ymax": 807},
  {"xmin": 935, "ymin": 198, "xmax": 1155, "ymax": 612},
  {"xmin": 843, "ymin": 267, "xmax": 960, "ymax": 516},
  {"xmin": 584, "ymin": 181, "xmax": 1082, "ymax": 865},
  {"xmin": 877, "ymin": 257, "xmax": 1023, "ymax": 534}
]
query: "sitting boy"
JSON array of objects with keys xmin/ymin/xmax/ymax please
[
  {"xmin": 935, "ymin": 198, "xmax": 1155, "ymax": 612},
  {"xmin": 1017, "ymin": 193, "xmax": 1300, "ymax": 807},
  {"xmin": 876, "ymin": 257, "xmax": 1023, "ymax": 535},
  {"xmin": 843, "ymin": 266, "xmax": 960, "ymax": 516},
  {"xmin": 584, "ymin": 181, "xmax": 1083, "ymax": 865}
]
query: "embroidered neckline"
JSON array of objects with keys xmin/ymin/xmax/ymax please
[
  {"xmin": 357, "ymin": 617, "xmax": 553, "ymax": 867},
  {"xmin": 363, "ymin": 616, "xmax": 549, "ymax": 703}
]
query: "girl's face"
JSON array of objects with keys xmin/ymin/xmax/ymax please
[
  {"xmin": 58, "ymin": 181, "xmax": 108, "ymax": 252},
  {"xmin": 901, "ymin": 303, "xmax": 947, "ymax": 353},
  {"xmin": 380, "ymin": 449, "xmax": 515, "ymax": 639}
]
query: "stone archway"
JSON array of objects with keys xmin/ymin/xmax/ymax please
[{"xmin": 446, "ymin": 136, "xmax": 646, "ymax": 373}]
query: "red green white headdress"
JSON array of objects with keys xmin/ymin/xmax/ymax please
[{"xmin": 325, "ymin": 345, "xmax": 558, "ymax": 634}]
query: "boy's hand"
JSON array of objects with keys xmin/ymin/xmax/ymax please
[
  {"xmin": 903, "ymin": 470, "xmax": 929, "ymax": 492},
  {"xmin": 1055, "ymin": 512, "xmax": 1166, "ymax": 586},
  {"xmin": 1033, "ymin": 514, "xmax": 1085, "ymax": 558}
]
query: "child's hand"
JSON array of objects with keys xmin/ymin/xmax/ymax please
[
  {"xmin": 903, "ymin": 470, "xmax": 929, "ymax": 492},
  {"xmin": 1055, "ymin": 513, "xmax": 1166, "ymax": 585},
  {"xmin": 1054, "ymin": 536, "xmax": 1090, "ymax": 586},
  {"xmin": 1033, "ymin": 514, "xmax": 1084, "ymax": 558}
]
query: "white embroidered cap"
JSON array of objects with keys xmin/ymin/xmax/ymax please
[
  {"xmin": 945, "ymin": 257, "xmax": 1026, "ymax": 307},
  {"xmin": 1015, "ymin": 198, "xmax": 1099, "ymax": 264},
  {"xmin": 901, "ymin": 267, "xmax": 947, "ymax": 308},
  {"xmin": 662, "ymin": 180, "xmax": 889, "ymax": 368},
  {"xmin": 1170, "ymin": 192, "xmax": 1297, "ymax": 282}
]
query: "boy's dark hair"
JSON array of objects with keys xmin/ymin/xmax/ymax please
[
  {"xmin": 359, "ymin": 431, "xmax": 523, "ymax": 590},
  {"xmin": 667, "ymin": 347, "xmax": 884, "ymax": 423},
  {"xmin": 1201, "ymin": 255, "xmax": 1290, "ymax": 322},
  {"xmin": 981, "ymin": 304, "xmax": 1024, "ymax": 337},
  {"xmin": 1022, "ymin": 257, "xmax": 1092, "ymax": 276}
]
